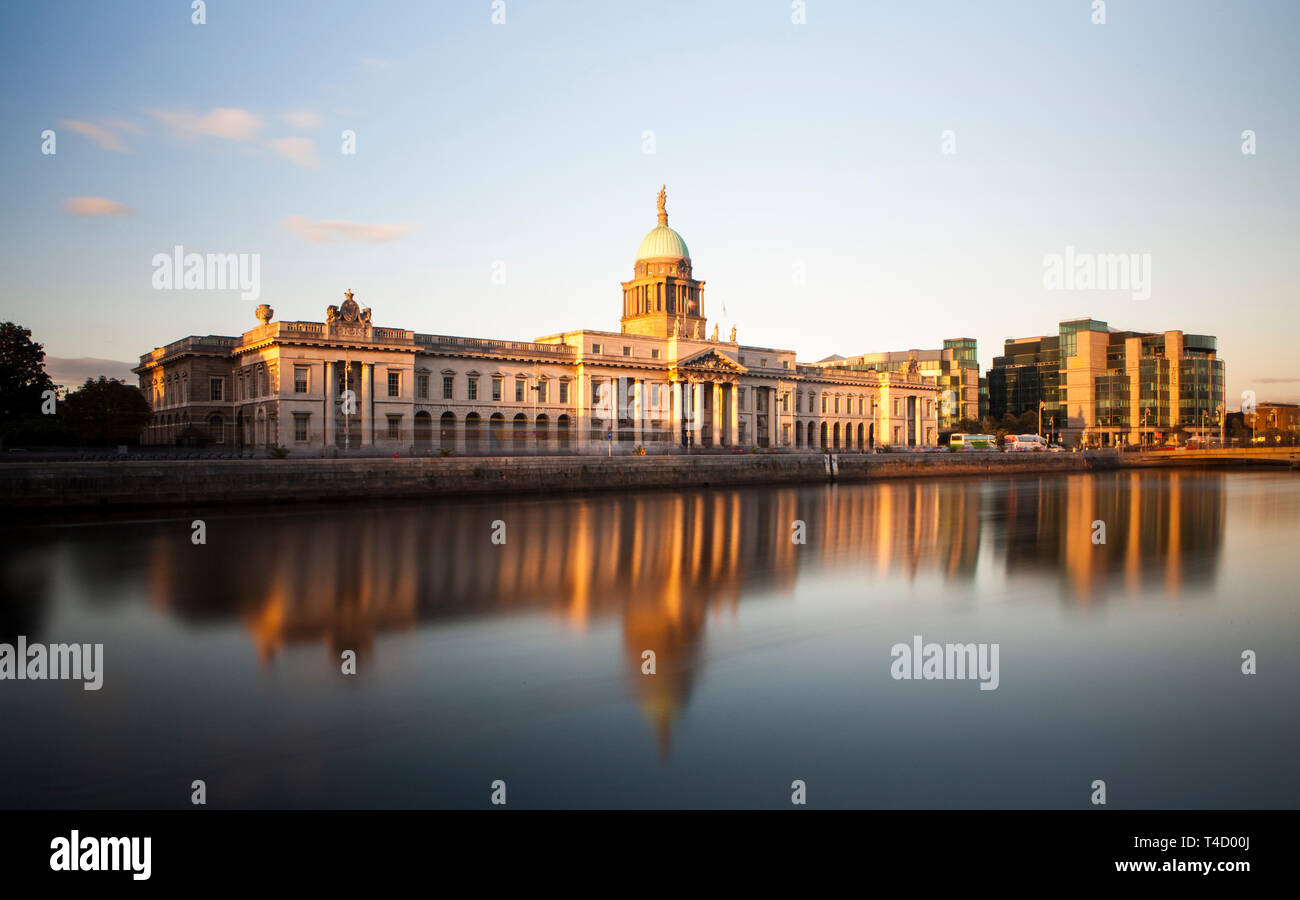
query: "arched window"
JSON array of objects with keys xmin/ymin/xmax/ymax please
[
  {"xmin": 415, "ymin": 411, "xmax": 433, "ymax": 449},
  {"xmin": 489, "ymin": 413, "xmax": 506, "ymax": 450},
  {"xmin": 439, "ymin": 411, "xmax": 457, "ymax": 450},
  {"xmin": 464, "ymin": 413, "xmax": 482, "ymax": 451}
]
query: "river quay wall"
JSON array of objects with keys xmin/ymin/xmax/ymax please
[{"xmin": 0, "ymin": 452, "xmax": 1125, "ymax": 511}]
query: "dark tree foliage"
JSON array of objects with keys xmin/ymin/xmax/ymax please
[
  {"xmin": 0, "ymin": 322, "xmax": 55, "ymax": 426},
  {"xmin": 60, "ymin": 377, "xmax": 152, "ymax": 446}
]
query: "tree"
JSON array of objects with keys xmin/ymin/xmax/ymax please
[
  {"xmin": 0, "ymin": 322, "xmax": 55, "ymax": 428},
  {"xmin": 60, "ymin": 377, "xmax": 152, "ymax": 446}
]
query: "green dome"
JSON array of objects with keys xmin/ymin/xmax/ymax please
[{"xmin": 637, "ymin": 225, "xmax": 690, "ymax": 261}]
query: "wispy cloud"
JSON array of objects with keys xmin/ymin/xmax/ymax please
[
  {"xmin": 61, "ymin": 120, "xmax": 130, "ymax": 153},
  {"xmin": 269, "ymin": 137, "xmax": 320, "ymax": 168},
  {"xmin": 63, "ymin": 196, "xmax": 133, "ymax": 217},
  {"xmin": 281, "ymin": 110, "xmax": 322, "ymax": 129},
  {"xmin": 282, "ymin": 215, "xmax": 413, "ymax": 243},
  {"xmin": 1254, "ymin": 377, "xmax": 1300, "ymax": 384},
  {"xmin": 102, "ymin": 118, "xmax": 144, "ymax": 134},
  {"xmin": 357, "ymin": 56, "xmax": 395, "ymax": 70},
  {"xmin": 147, "ymin": 107, "xmax": 262, "ymax": 142}
]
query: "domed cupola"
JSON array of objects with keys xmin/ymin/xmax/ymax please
[{"xmin": 620, "ymin": 187, "xmax": 707, "ymax": 339}]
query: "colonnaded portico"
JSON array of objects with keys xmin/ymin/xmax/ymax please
[{"xmin": 135, "ymin": 189, "xmax": 940, "ymax": 454}]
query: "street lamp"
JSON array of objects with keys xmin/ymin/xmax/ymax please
[{"xmin": 1038, "ymin": 400, "xmax": 1045, "ymax": 439}]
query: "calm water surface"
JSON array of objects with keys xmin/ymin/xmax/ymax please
[{"xmin": 2, "ymin": 469, "xmax": 1298, "ymax": 808}]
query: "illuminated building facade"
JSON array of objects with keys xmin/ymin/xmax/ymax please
[{"xmin": 134, "ymin": 189, "xmax": 940, "ymax": 453}]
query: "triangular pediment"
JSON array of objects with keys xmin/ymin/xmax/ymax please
[{"xmin": 678, "ymin": 349, "xmax": 747, "ymax": 372}]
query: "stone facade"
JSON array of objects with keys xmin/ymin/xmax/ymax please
[{"xmin": 134, "ymin": 191, "xmax": 940, "ymax": 453}]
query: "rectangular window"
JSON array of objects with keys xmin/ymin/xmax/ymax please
[
  {"xmin": 821, "ymin": 395, "xmax": 827, "ymax": 414},
  {"xmin": 492, "ymin": 376, "xmax": 503, "ymax": 402},
  {"xmin": 416, "ymin": 373, "xmax": 429, "ymax": 399},
  {"xmin": 592, "ymin": 343, "xmax": 602, "ymax": 355},
  {"xmin": 387, "ymin": 415, "xmax": 401, "ymax": 440},
  {"xmin": 443, "ymin": 376, "xmax": 454, "ymax": 400},
  {"xmin": 623, "ymin": 346, "xmax": 631, "ymax": 357},
  {"xmin": 651, "ymin": 348, "xmax": 661, "ymax": 360},
  {"xmin": 293, "ymin": 413, "xmax": 309, "ymax": 442},
  {"xmin": 782, "ymin": 360, "xmax": 790, "ymax": 369},
  {"xmin": 467, "ymin": 378, "xmax": 478, "ymax": 401},
  {"xmin": 782, "ymin": 393, "xmax": 790, "ymax": 413},
  {"xmin": 210, "ymin": 378, "xmax": 223, "ymax": 401},
  {"xmin": 386, "ymin": 371, "xmax": 399, "ymax": 397},
  {"xmin": 894, "ymin": 399, "xmax": 900, "ymax": 416},
  {"xmin": 739, "ymin": 387, "xmax": 746, "ymax": 409},
  {"xmin": 593, "ymin": 381, "xmax": 603, "ymax": 405},
  {"xmin": 537, "ymin": 380, "xmax": 548, "ymax": 403},
  {"xmin": 559, "ymin": 381, "xmax": 570, "ymax": 404},
  {"xmin": 516, "ymin": 379, "xmax": 525, "ymax": 402},
  {"xmin": 834, "ymin": 396, "xmax": 840, "ymax": 414},
  {"xmin": 294, "ymin": 367, "xmax": 308, "ymax": 394}
]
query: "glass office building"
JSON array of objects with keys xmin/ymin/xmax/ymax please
[{"xmin": 986, "ymin": 319, "xmax": 1224, "ymax": 447}]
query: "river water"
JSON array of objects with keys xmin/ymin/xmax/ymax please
[{"xmin": 1, "ymin": 469, "xmax": 1297, "ymax": 808}]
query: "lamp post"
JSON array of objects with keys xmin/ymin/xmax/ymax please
[{"xmin": 1038, "ymin": 400, "xmax": 1045, "ymax": 440}]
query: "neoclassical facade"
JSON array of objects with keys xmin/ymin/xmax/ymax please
[{"xmin": 135, "ymin": 190, "xmax": 940, "ymax": 453}]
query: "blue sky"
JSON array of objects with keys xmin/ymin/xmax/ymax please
[{"xmin": 1, "ymin": 0, "xmax": 1297, "ymax": 403}]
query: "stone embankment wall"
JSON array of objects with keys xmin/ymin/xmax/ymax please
[{"xmin": 0, "ymin": 452, "xmax": 1116, "ymax": 511}]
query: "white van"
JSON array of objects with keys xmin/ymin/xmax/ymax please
[{"xmin": 1007, "ymin": 434, "xmax": 1046, "ymax": 451}]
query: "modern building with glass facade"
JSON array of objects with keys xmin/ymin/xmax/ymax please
[
  {"xmin": 808, "ymin": 337, "xmax": 979, "ymax": 431},
  {"xmin": 986, "ymin": 318, "xmax": 1225, "ymax": 447}
]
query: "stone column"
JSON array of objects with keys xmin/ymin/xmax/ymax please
[
  {"xmin": 610, "ymin": 376, "xmax": 619, "ymax": 446},
  {"xmin": 672, "ymin": 381, "xmax": 683, "ymax": 449},
  {"xmin": 730, "ymin": 384, "xmax": 740, "ymax": 447},
  {"xmin": 360, "ymin": 363, "xmax": 373, "ymax": 447},
  {"xmin": 691, "ymin": 381, "xmax": 703, "ymax": 449},
  {"xmin": 323, "ymin": 361, "xmax": 335, "ymax": 449},
  {"xmin": 633, "ymin": 379, "xmax": 643, "ymax": 446},
  {"xmin": 717, "ymin": 382, "xmax": 728, "ymax": 447},
  {"xmin": 576, "ymin": 372, "xmax": 589, "ymax": 453}
]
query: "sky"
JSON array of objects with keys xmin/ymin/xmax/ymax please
[{"xmin": 1, "ymin": 0, "xmax": 1297, "ymax": 405}]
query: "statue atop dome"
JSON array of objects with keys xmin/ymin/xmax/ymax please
[{"xmin": 657, "ymin": 185, "xmax": 668, "ymax": 226}]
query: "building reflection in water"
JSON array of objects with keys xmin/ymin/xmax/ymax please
[{"xmin": 135, "ymin": 471, "xmax": 1223, "ymax": 752}]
